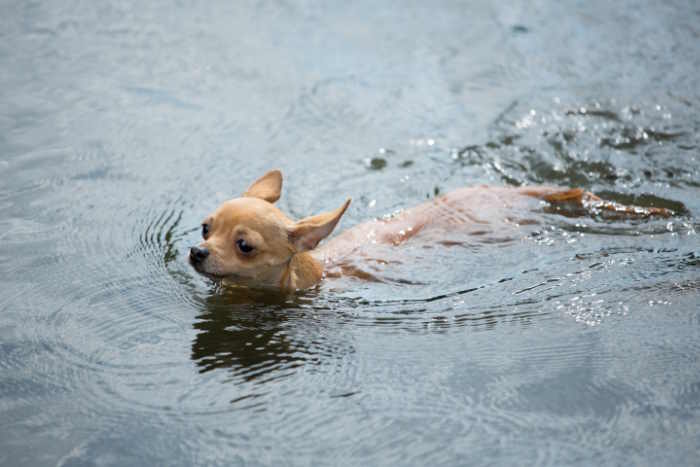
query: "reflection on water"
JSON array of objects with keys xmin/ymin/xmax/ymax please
[
  {"xmin": 1, "ymin": 0, "xmax": 699, "ymax": 465},
  {"xmin": 192, "ymin": 288, "xmax": 304, "ymax": 378}
]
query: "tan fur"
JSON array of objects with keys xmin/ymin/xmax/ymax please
[
  {"xmin": 190, "ymin": 170, "xmax": 350, "ymax": 290},
  {"xmin": 190, "ymin": 170, "xmax": 671, "ymax": 291}
]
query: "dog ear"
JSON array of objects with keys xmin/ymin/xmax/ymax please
[
  {"xmin": 243, "ymin": 169, "xmax": 283, "ymax": 203},
  {"xmin": 288, "ymin": 198, "xmax": 351, "ymax": 252}
]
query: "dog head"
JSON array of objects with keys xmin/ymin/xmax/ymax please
[{"xmin": 189, "ymin": 170, "xmax": 350, "ymax": 288}]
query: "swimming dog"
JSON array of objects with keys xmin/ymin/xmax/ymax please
[{"xmin": 189, "ymin": 169, "xmax": 670, "ymax": 290}]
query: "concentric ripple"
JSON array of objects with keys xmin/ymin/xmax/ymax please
[{"xmin": 2, "ymin": 0, "xmax": 700, "ymax": 465}]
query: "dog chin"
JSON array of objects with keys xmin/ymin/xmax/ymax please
[
  {"xmin": 189, "ymin": 258, "xmax": 222, "ymax": 278},
  {"xmin": 189, "ymin": 260, "xmax": 250, "ymax": 284}
]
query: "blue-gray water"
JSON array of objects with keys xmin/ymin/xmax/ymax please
[{"xmin": 1, "ymin": 1, "xmax": 699, "ymax": 466}]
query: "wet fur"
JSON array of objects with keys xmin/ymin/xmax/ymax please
[{"xmin": 190, "ymin": 170, "xmax": 670, "ymax": 291}]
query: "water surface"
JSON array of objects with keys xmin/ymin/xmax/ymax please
[{"xmin": 1, "ymin": 1, "xmax": 699, "ymax": 465}]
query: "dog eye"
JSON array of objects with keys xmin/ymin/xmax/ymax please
[
  {"xmin": 236, "ymin": 238, "xmax": 254, "ymax": 254},
  {"xmin": 201, "ymin": 223, "xmax": 210, "ymax": 239}
]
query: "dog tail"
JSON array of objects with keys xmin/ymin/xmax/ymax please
[{"xmin": 518, "ymin": 186, "xmax": 673, "ymax": 218}]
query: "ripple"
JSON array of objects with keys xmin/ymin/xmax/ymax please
[
  {"xmin": 2, "ymin": 1, "xmax": 700, "ymax": 464},
  {"xmin": 450, "ymin": 99, "xmax": 700, "ymax": 198},
  {"xmin": 0, "ymin": 195, "xmax": 215, "ymax": 420}
]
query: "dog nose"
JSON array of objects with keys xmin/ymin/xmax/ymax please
[{"xmin": 189, "ymin": 246, "xmax": 209, "ymax": 263}]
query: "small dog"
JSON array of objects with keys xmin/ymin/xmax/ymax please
[{"xmin": 189, "ymin": 169, "xmax": 670, "ymax": 290}]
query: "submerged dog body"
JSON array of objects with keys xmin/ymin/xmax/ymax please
[{"xmin": 189, "ymin": 170, "xmax": 669, "ymax": 290}]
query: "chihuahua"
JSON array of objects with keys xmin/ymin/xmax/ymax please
[{"xmin": 189, "ymin": 169, "xmax": 670, "ymax": 290}]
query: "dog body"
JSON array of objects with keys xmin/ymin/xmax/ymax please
[{"xmin": 189, "ymin": 170, "xmax": 669, "ymax": 290}]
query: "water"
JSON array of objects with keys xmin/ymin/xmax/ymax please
[{"xmin": 1, "ymin": 1, "xmax": 699, "ymax": 465}]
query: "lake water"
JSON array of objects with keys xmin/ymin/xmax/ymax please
[{"xmin": 1, "ymin": 1, "xmax": 699, "ymax": 465}]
